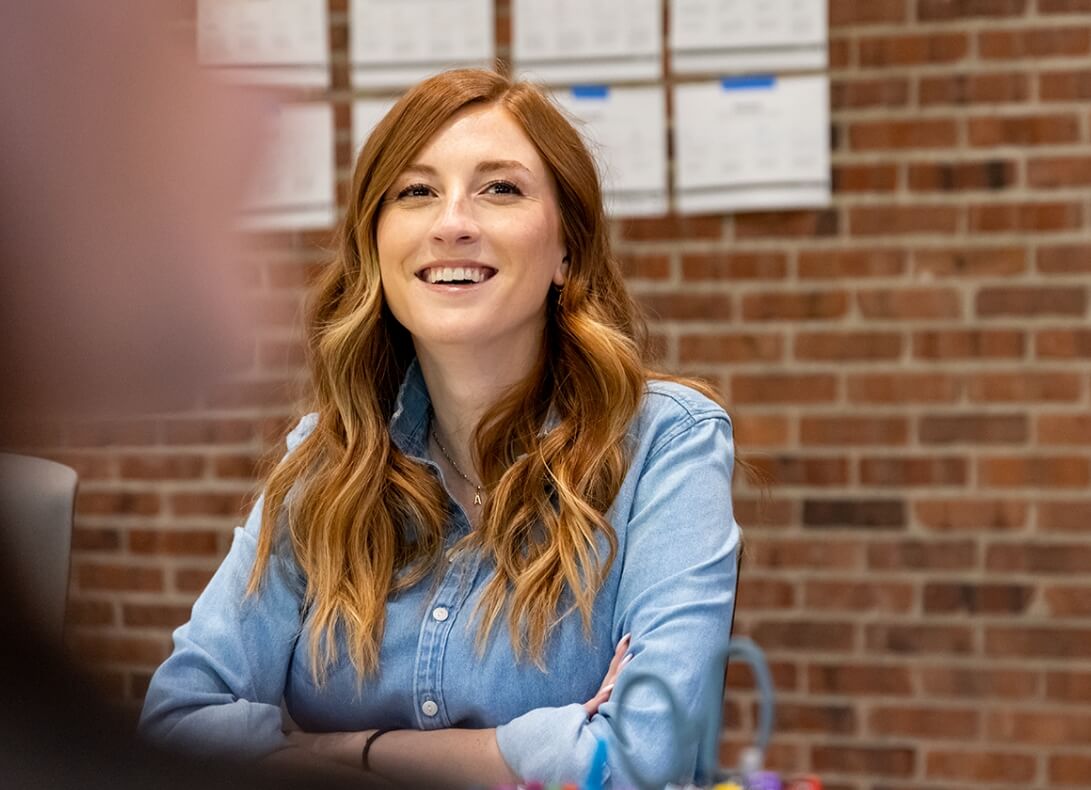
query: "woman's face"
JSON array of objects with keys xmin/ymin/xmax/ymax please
[{"xmin": 376, "ymin": 104, "xmax": 567, "ymax": 357}]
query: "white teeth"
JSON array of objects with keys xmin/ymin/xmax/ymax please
[{"xmin": 425, "ymin": 266, "xmax": 491, "ymax": 284}]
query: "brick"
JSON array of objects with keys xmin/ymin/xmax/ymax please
[
  {"xmin": 679, "ymin": 252, "xmax": 787, "ymax": 280},
  {"xmin": 733, "ymin": 210, "xmax": 839, "ymax": 239},
  {"xmin": 732, "ymin": 374, "xmax": 837, "ymax": 404},
  {"xmin": 969, "ymin": 202, "xmax": 1084, "ymax": 232},
  {"xmin": 808, "ymin": 663, "xmax": 912, "ymax": 695},
  {"xmin": 66, "ymin": 599, "xmax": 116, "ymax": 627},
  {"xmin": 830, "ymin": 0, "xmax": 908, "ymax": 24},
  {"xmin": 857, "ymin": 288, "xmax": 961, "ymax": 319},
  {"xmin": 75, "ymin": 563, "xmax": 163, "ymax": 593},
  {"xmin": 727, "ymin": 660, "xmax": 799, "ymax": 693},
  {"xmin": 802, "ymin": 417, "xmax": 909, "ymax": 446},
  {"xmin": 914, "ymin": 498, "xmax": 1027, "ymax": 530},
  {"xmin": 849, "ymin": 119, "xmax": 959, "ymax": 150},
  {"xmin": 1040, "ymin": 0, "xmax": 1091, "ymax": 11},
  {"xmin": 987, "ymin": 709, "xmax": 1091, "ymax": 743},
  {"xmin": 803, "ymin": 499, "xmax": 906, "ymax": 529},
  {"xmin": 804, "ymin": 580, "xmax": 915, "ymax": 612},
  {"xmin": 868, "ymin": 539, "xmax": 977, "ymax": 570},
  {"xmin": 968, "ymin": 371, "xmax": 1081, "ymax": 402},
  {"xmin": 619, "ymin": 215, "xmax": 722, "ymax": 241},
  {"xmin": 923, "ymin": 582, "xmax": 1033, "ymax": 613},
  {"xmin": 831, "ymin": 78, "xmax": 910, "ymax": 110},
  {"xmin": 1037, "ymin": 328, "xmax": 1091, "ymax": 358},
  {"xmin": 914, "ymin": 329, "xmax": 1025, "ymax": 359},
  {"xmin": 776, "ymin": 702, "xmax": 857, "ymax": 735},
  {"xmin": 76, "ymin": 491, "xmax": 161, "ymax": 516},
  {"xmin": 1046, "ymin": 671, "xmax": 1091, "ymax": 704},
  {"xmin": 979, "ymin": 456, "xmax": 1090, "ymax": 487},
  {"xmin": 679, "ymin": 333, "xmax": 783, "ymax": 364},
  {"xmin": 173, "ymin": 567, "xmax": 216, "ymax": 593},
  {"xmin": 990, "ymin": 628, "xmax": 1091, "ymax": 659},
  {"xmin": 752, "ymin": 538, "xmax": 866, "ymax": 571},
  {"xmin": 738, "ymin": 577, "xmax": 796, "ymax": 609},
  {"xmin": 751, "ymin": 456, "xmax": 849, "ymax": 487},
  {"xmin": 1045, "ymin": 586, "xmax": 1091, "ymax": 616},
  {"xmin": 798, "ymin": 249, "xmax": 906, "ymax": 278},
  {"xmin": 750, "ymin": 620, "xmax": 856, "ymax": 652},
  {"xmin": 265, "ymin": 260, "xmax": 323, "ymax": 290},
  {"xmin": 926, "ymin": 750, "xmax": 1036, "ymax": 783},
  {"xmin": 829, "ymin": 37, "xmax": 851, "ymax": 68},
  {"xmin": 161, "ymin": 417, "xmax": 255, "ymax": 445},
  {"xmin": 908, "ymin": 160, "xmax": 1017, "ymax": 191},
  {"xmin": 919, "ymin": 413, "xmax": 1027, "ymax": 444},
  {"xmin": 833, "ymin": 163, "xmax": 898, "ymax": 192},
  {"xmin": 1039, "ymin": 500, "xmax": 1091, "ymax": 531},
  {"xmin": 866, "ymin": 623, "xmax": 974, "ymax": 654},
  {"xmin": 980, "ymin": 27, "xmax": 1091, "ymax": 59},
  {"xmin": 118, "ymin": 454, "xmax": 205, "ymax": 480},
  {"xmin": 122, "ymin": 603, "xmax": 192, "ymax": 629},
  {"xmin": 1039, "ymin": 415, "xmax": 1091, "ymax": 444},
  {"xmin": 205, "ymin": 377, "xmax": 298, "ymax": 410},
  {"xmin": 860, "ymin": 457, "xmax": 968, "ymax": 486},
  {"xmin": 988, "ymin": 542, "xmax": 1091, "ymax": 573},
  {"xmin": 737, "ymin": 290, "xmax": 846, "ymax": 320},
  {"xmin": 869, "ymin": 706, "xmax": 978, "ymax": 739},
  {"xmin": 1051, "ymin": 755, "xmax": 1091, "ymax": 787},
  {"xmin": 732, "ymin": 415, "xmax": 790, "ymax": 447},
  {"xmin": 71, "ymin": 527, "xmax": 122, "ymax": 552},
  {"xmin": 257, "ymin": 339, "xmax": 307, "ymax": 370},
  {"xmin": 794, "ymin": 331, "xmax": 902, "ymax": 361},
  {"xmin": 919, "ymin": 72, "xmax": 1030, "ymax": 104},
  {"xmin": 69, "ymin": 634, "xmax": 169, "ymax": 665},
  {"xmin": 850, "ymin": 205, "xmax": 960, "ymax": 236},
  {"xmin": 919, "ymin": 666, "xmax": 1039, "ymax": 699},
  {"xmin": 918, "ymin": 0, "xmax": 1029, "ymax": 18},
  {"xmin": 970, "ymin": 113, "xmax": 1082, "ymax": 147},
  {"xmin": 65, "ymin": 419, "xmax": 159, "ymax": 448},
  {"xmin": 169, "ymin": 491, "xmax": 252, "ymax": 518},
  {"xmin": 847, "ymin": 373, "xmax": 959, "ymax": 404},
  {"xmin": 978, "ymin": 286, "xmax": 1086, "ymax": 317},
  {"xmin": 37, "ymin": 451, "xmax": 114, "ymax": 481},
  {"xmin": 811, "ymin": 746, "xmax": 914, "ymax": 777},
  {"xmin": 617, "ymin": 253, "xmax": 670, "ymax": 281},
  {"xmin": 858, "ymin": 33, "xmax": 968, "ymax": 66},
  {"xmin": 212, "ymin": 454, "xmax": 264, "ymax": 479},
  {"xmin": 1040, "ymin": 68, "xmax": 1091, "ymax": 101},
  {"xmin": 1038, "ymin": 243, "xmax": 1091, "ymax": 273},
  {"xmin": 1028, "ymin": 156, "xmax": 1091, "ymax": 188},
  {"xmin": 129, "ymin": 529, "xmax": 221, "ymax": 556},
  {"xmin": 637, "ymin": 292, "xmax": 733, "ymax": 321}
]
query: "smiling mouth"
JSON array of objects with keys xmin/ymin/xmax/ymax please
[{"xmin": 417, "ymin": 265, "xmax": 498, "ymax": 285}]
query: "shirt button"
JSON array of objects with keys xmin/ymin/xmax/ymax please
[
  {"xmin": 432, "ymin": 606, "xmax": 449, "ymax": 622},
  {"xmin": 421, "ymin": 699, "xmax": 438, "ymax": 717}
]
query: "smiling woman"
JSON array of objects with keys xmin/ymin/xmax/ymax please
[{"xmin": 139, "ymin": 69, "xmax": 742, "ymax": 790}]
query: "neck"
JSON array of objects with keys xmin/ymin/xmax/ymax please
[{"xmin": 415, "ymin": 332, "xmax": 542, "ymax": 478}]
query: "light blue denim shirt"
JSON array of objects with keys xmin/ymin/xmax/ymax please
[{"xmin": 139, "ymin": 361, "xmax": 741, "ymax": 788}]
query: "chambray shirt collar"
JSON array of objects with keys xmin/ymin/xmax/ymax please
[{"xmin": 387, "ymin": 358, "xmax": 561, "ymax": 458}]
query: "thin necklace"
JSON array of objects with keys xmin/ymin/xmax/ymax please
[{"xmin": 430, "ymin": 423, "xmax": 484, "ymax": 506}]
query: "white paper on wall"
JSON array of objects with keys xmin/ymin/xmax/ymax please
[
  {"xmin": 553, "ymin": 86, "xmax": 667, "ymax": 217},
  {"xmin": 240, "ymin": 103, "xmax": 336, "ymax": 231},
  {"xmin": 351, "ymin": 0, "xmax": 494, "ymax": 89},
  {"xmin": 197, "ymin": 0, "xmax": 329, "ymax": 87},
  {"xmin": 513, "ymin": 0, "xmax": 661, "ymax": 85},
  {"xmin": 673, "ymin": 75, "xmax": 830, "ymax": 214},
  {"xmin": 352, "ymin": 97, "xmax": 400, "ymax": 156},
  {"xmin": 670, "ymin": 0, "xmax": 827, "ymax": 74}
]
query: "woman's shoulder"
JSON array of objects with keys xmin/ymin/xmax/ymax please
[
  {"xmin": 286, "ymin": 412, "xmax": 319, "ymax": 452},
  {"xmin": 640, "ymin": 378, "xmax": 731, "ymax": 428}
]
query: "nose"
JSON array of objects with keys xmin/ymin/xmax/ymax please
[{"xmin": 431, "ymin": 191, "xmax": 478, "ymax": 246}]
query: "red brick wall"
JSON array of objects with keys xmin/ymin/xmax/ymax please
[{"xmin": 31, "ymin": 1, "xmax": 1091, "ymax": 787}]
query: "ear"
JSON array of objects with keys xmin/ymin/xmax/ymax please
[{"xmin": 553, "ymin": 253, "xmax": 570, "ymax": 287}]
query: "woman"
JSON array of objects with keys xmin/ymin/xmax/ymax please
[{"xmin": 140, "ymin": 68, "xmax": 741, "ymax": 789}]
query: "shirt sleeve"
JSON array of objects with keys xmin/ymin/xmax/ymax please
[
  {"xmin": 137, "ymin": 415, "xmax": 317, "ymax": 760},
  {"xmin": 495, "ymin": 413, "xmax": 741, "ymax": 788}
]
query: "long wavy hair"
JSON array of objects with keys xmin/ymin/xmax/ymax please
[{"xmin": 249, "ymin": 69, "xmax": 727, "ymax": 681}]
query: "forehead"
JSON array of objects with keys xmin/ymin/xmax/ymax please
[{"xmin": 412, "ymin": 104, "xmax": 547, "ymax": 174}]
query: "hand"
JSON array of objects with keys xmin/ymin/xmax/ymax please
[
  {"xmin": 284, "ymin": 729, "xmax": 369, "ymax": 767},
  {"xmin": 583, "ymin": 632, "xmax": 632, "ymax": 718}
]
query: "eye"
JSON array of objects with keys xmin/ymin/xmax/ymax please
[
  {"xmin": 394, "ymin": 183, "xmax": 434, "ymax": 200},
  {"xmin": 483, "ymin": 180, "xmax": 522, "ymax": 196}
]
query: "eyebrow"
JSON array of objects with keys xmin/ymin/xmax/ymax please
[{"xmin": 400, "ymin": 159, "xmax": 533, "ymax": 177}]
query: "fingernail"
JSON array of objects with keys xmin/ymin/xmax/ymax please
[
  {"xmin": 621, "ymin": 632, "xmax": 631, "ymax": 644},
  {"xmin": 602, "ymin": 683, "xmax": 615, "ymax": 694},
  {"xmin": 620, "ymin": 652, "xmax": 633, "ymax": 667}
]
